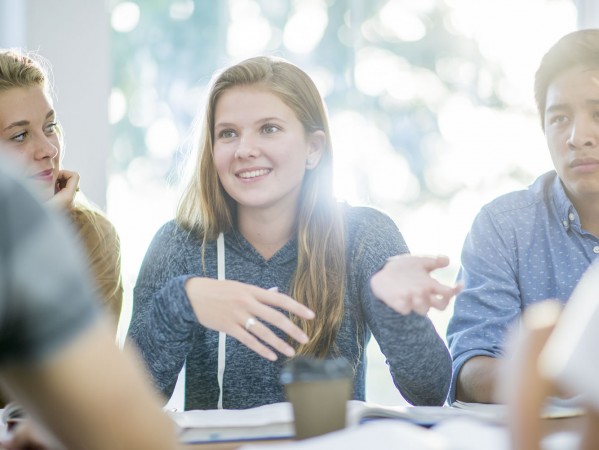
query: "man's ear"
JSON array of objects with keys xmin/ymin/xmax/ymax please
[{"xmin": 306, "ymin": 130, "xmax": 325, "ymax": 170}]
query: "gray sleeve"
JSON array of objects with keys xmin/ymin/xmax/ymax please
[
  {"xmin": 127, "ymin": 223, "xmax": 200, "ymax": 399},
  {"xmin": 0, "ymin": 173, "xmax": 99, "ymax": 366},
  {"xmin": 350, "ymin": 208, "xmax": 452, "ymax": 406}
]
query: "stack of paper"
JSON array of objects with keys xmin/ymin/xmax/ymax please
[{"xmin": 168, "ymin": 402, "xmax": 294, "ymax": 444}]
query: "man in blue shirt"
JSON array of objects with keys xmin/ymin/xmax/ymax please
[{"xmin": 447, "ymin": 29, "xmax": 599, "ymax": 404}]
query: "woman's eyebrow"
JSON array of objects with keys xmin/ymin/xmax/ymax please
[
  {"xmin": 3, "ymin": 110, "xmax": 56, "ymax": 132},
  {"xmin": 3, "ymin": 120, "xmax": 29, "ymax": 131}
]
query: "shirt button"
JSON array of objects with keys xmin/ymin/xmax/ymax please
[
  {"xmin": 569, "ymin": 213, "xmax": 575, "ymax": 221},
  {"xmin": 594, "ymin": 246, "xmax": 599, "ymax": 254},
  {"xmin": 562, "ymin": 220, "xmax": 569, "ymax": 228}
]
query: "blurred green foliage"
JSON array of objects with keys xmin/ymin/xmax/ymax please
[{"xmin": 111, "ymin": 0, "xmax": 508, "ymax": 199}]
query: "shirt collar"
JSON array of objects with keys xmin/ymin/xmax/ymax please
[{"xmin": 550, "ymin": 171, "xmax": 580, "ymax": 231}]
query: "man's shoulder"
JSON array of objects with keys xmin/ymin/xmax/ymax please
[{"xmin": 480, "ymin": 171, "xmax": 556, "ymax": 219}]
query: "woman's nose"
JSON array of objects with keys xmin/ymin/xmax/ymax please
[
  {"xmin": 234, "ymin": 133, "xmax": 260, "ymax": 159},
  {"xmin": 33, "ymin": 136, "xmax": 59, "ymax": 160}
]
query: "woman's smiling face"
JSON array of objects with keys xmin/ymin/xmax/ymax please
[{"xmin": 212, "ymin": 85, "xmax": 323, "ymax": 217}]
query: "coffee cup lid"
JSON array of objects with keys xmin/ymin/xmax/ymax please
[{"xmin": 280, "ymin": 356, "xmax": 353, "ymax": 384}]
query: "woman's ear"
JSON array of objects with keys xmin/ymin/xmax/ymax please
[{"xmin": 306, "ymin": 130, "xmax": 325, "ymax": 170}]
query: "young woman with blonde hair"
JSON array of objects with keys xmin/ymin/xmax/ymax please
[
  {"xmin": 129, "ymin": 56, "xmax": 454, "ymax": 410},
  {"xmin": 0, "ymin": 49, "xmax": 123, "ymax": 322}
]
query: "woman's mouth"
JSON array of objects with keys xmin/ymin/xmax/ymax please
[
  {"xmin": 30, "ymin": 169, "xmax": 54, "ymax": 182},
  {"xmin": 237, "ymin": 168, "xmax": 271, "ymax": 179}
]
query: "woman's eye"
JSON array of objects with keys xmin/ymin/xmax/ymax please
[
  {"xmin": 11, "ymin": 131, "xmax": 27, "ymax": 143},
  {"xmin": 45, "ymin": 122, "xmax": 58, "ymax": 134},
  {"xmin": 262, "ymin": 124, "xmax": 280, "ymax": 134},
  {"xmin": 218, "ymin": 129, "xmax": 236, "ymax": 139}
]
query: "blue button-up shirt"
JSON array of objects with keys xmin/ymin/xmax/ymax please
[{"xmin": 446, "ymin": 170, "xmax": 599, "ymax": 403}]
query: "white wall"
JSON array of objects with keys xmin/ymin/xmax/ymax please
[
  {"xmin": 0, "ymin": 0, "xmax": 111, "ymax": 209},
  {"xmin": 577, "ymin": 0, "xmax": 599, "ymax": 29}
]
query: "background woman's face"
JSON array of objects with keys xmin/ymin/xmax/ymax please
[{"xmin": 0, "ymin": 86, "xmax": 61, "ymax": 201}]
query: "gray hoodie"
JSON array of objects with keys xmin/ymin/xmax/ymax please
[{"xmin": 129, "ymin": 205, "xmax": 451, "ymax": 410}]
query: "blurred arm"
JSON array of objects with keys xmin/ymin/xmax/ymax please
[
  {"xmin": 0, "ymin": 320, "xmax": 178, "ymax": 450},
  {"xmin": 456, "ymin": 356, "xmax": 500, "ymax": 403}
]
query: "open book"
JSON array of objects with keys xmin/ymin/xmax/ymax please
[
  {"xmin": 348, "ymin": 401, "xmax": 491, "ymax": 427},
  {"xmin": 168, "ymin": 400, "xmax": 500, "ymax": 444},
  {"xmin": 169, "ymin": 396, "xmax": 587, "ymax": 444},
  {"xmin": 452, "ymin": 395, "xmax": 585, "ymax": 421},
  {"xmin": 168, "ymin": 402, "xmax": 294, "ymax": 444}
]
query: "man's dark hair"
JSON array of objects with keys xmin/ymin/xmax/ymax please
[{"xmin": 535, "ymin": 29, "xmax": 599, "ymax": 129}]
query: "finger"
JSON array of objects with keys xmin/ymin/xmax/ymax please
[
  {"xmin": 229, "ymin": 328, "xmax": 278, "ymax": 361},
  {"xmin": 255, "ymin": 289, "xmax": 315, "ymax": 320},
  {"xmin": 430, "ymin": 295, "xmax": 451, "ymax": 311},
  {"xmin": 420, "ymin": 254, "xmax": 450, "ymax": 271},
  {"xmin": 245, "ymin": 320, "xmax": 296, "ymax": 358},
  {"xmin": 251, "ymin": 303, "xmax": 309, "ymax": 345},
  {"xmin": 57, "ymin": 170, "xmax": 80, "ymax": 193},
  {"xmin": 49, "ymin": 171, "xmax": 80, "ymax": 211},
  {"xmin": 429, "ymin": 282, "xmax": 457, "ymax": 299},
  {"xmin": 453, "ymin": 282, "xmax": 464, "ymax": 295},
  {"xmin": 411, "ymin": 295, "xmax": 431, "ymax": 315}
]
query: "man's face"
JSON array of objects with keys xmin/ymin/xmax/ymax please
[{"xmin": 545, "ymin": 66, "xmax": 599, "ymax": 208}]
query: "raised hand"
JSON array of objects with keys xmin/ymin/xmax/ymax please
[
  {"xmin": 185, "ymin": 278, "xmax": 314, "ymax": 361},
  {"xmin": 48, "ymin": 169, "xmax": 79, "ymax": 211},
  {"xmin": 370, "ymin": 254, "xmax": 461, "ymax": 315}
]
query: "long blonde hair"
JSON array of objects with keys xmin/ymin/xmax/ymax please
[{"xmin": 177, "ymin": 56, "xmax": 346, "ymax": 357}]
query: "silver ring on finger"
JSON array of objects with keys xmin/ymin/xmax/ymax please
[{"xmin": 244, "ymin": 317, "xmax": 257, "ymax": 332}]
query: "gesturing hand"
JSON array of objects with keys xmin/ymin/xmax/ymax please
[
  {"xmin": 48, "ymin": 169, "xmax": 80, "ymax": 211},
  {"xmin": 370, "ymin": 254, "xmax": 462, "ymax": 315},
  {"xmin": 185, "ymin": 278, "xmax": 314, "ymax": 361}
]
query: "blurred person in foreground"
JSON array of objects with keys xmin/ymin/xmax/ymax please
[
  {"xmin": 500, "ymin": 259, "xmax": 599, "ymax": 450},
  {"xmin": 447, "ymin": 29, "xmax": 599, "ymax": 404},
  {"xmin": 0, "ymin": 159, "xmax": 177, "ymax": 449}
]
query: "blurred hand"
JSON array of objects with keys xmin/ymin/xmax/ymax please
[
  {"xmin": 1, "ymin": 419, "xmax": 64, "ymax": 450},
  {"xmin": 497, "ymin": 300, "xmax": 562, "ymax": 450},
  {"xmin": 370, "ymin": 254, "xmax": 461, "ymax": 315},
  {"xmin": 185, "ymin": 278, "xmax": 314, "ymax": 361},
  {"xmin": 48, "ymin": 169, "xmax": 79, "ymax": 211}
]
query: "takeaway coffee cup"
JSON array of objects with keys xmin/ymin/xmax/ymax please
[{"xmin": 280, "ymin": 357, "xmax": 353, "ymax": 440}]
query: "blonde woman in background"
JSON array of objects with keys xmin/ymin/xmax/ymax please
[{"xmin": 0, "ymin": 49, "xmax": 122, "ymax": 323}]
